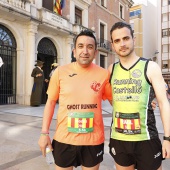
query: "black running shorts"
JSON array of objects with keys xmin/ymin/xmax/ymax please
[
  {"xmin": 109, "ymin": 138, "xmax": 163, "ymax": 170},
  {"xmin": 52, "ymin": 140, "xmax": 104, "ymax": 168}
]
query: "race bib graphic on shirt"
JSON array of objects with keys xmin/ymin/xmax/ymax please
[
  {"xmin": 67, "ymin": 112, "xmax": 94, "ymax": 133},
  {"xmin": 114, "ymin": 112, "xmax": 141, "ymax": 134}
]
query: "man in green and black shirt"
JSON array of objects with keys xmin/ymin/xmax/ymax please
[{"xmin": 108, "ymin": 22, "xmax": 170, "ymax": 170}]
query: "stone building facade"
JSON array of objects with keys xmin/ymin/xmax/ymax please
[
  {"xmin": 0, "ymin": 0, "xmax": 133, "ymax": 105},
  {"xmin": 159, "ymin": 0, "xmax": 170, "ymax": 84}
]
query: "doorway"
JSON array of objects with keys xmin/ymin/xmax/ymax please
[{"xmin": 37, "ymin": 38, "xmax": 57, "ymax": 104}]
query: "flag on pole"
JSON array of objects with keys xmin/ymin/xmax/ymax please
[{"xmin": 54, "ymin": 0, "xmax": 65, "ymax": 15}]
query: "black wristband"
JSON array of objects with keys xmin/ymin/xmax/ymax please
[{"xmin": 163, "ymin": 136, "xmax": 170, "ymax": 141}]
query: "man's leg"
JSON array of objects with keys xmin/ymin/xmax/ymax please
[
  {"xmin": 55, "ymin": 165, "xmax": 73, "ymax": 170},
  {"xmin": 114, "ymin": 162, "xmax": 135, "ymax": 170},
  {"xmin": 82, "ymin": 163, "xmax": 100, "ymax": 170}
]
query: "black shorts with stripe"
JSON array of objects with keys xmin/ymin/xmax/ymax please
[
  {"xmin": 109, "ymin": 138, "xmax": 163, "ymax": 170},
  {"xmin": 52, "ymin": 140, "xmax": 104, "ymax": 168}
]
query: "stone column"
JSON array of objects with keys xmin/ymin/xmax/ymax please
[
  {"xmin": 64, "ymin": 36, "xmax": 74, "ymax": 64},
  {"xmin": 16, "ymin": 48, "xmax": 24, "ymax": 104},
  {"xmin": 24, "ymin": 21, "xmax": 38, "ymax": 105}
]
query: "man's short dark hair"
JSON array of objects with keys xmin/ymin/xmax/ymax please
[
  {"xmin": 74, "ymin": 30, "xmax": 97, "ymax": 49},
  {"xmin": 110, "ymin": 22, "xmax": 134, "ymax": 42}
]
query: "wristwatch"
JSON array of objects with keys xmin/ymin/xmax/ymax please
[{"xmin": 163, "ymin": 136, "xmax": 170, "ymax": 141}]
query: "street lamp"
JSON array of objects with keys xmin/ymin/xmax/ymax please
[{"xmin": 152, "ymin": 50, "xmax": 159, "ymax": 62}]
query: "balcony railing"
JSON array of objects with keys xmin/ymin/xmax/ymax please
[
  {"xmin": 1, "ymin": 0, "xmax": 32, "ymax": 10},
  {"xmin": 97, "ymin": 38, "xmax": 112, "ymax": 51}
]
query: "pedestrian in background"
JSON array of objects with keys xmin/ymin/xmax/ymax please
[
  {"xmin": 38, "ymin": 30, "xmax": 112, "ymax": 170},
  {"xmin": 30, "ymin": 60, "xmax": 48, "ymax": 106},
  {"xmin": 49, "ymin": 63, "xmax": 59, "ymax": 78},
  {"xmin": 49, "ymin": 62, "xmax": 59, "ymax": 103},
  {"xmin": 109, "ymin": 21, "xmax": 170, "ymax": 170}
]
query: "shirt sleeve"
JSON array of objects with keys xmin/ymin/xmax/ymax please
[
  {"xmin": 31, "ymin": 68, "xmax": 37, "ymax": 77},
  {"xmin": 102, "ymin": 71, "xmax": 112, "ymax": 101},
  {"xmin": 47, "ymin": 67, "xmax": 59, "ymax": 101}
]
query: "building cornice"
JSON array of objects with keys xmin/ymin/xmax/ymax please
[
  {"xmin": 122, "ymin": 0, "xmax": 134, "ymax": 8},
  {"xmin": 73, "ymin": 0, "xmax": 92, "ymax": 6}
]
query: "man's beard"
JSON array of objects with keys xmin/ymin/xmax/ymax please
[{"xmin": 117, "ymin": 47, "xmax": 134, "ymax": 57}]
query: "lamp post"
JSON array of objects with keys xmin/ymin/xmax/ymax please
[{"xmin": 152, "ymin": 50, "xmax": 159, "ymax": 62}]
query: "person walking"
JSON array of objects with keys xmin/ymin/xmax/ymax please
[
  {"xmin": 30, "ymin": 60, "xmax": 48, "ymax": 106},
  {"xmin": 108, "ymin": 21, "xmax": 170, "ymax": 170},
  {"xmin": 38, "ymin": 30, "xmax": 112, "ymax": 170}
]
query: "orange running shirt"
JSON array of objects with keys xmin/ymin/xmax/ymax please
[{"xmin": 47, "ymin": 62, "xmax": 112, "ymax": 145}]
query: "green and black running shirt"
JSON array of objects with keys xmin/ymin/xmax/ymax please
[{"xmin": 110, "ymin": 57, "xmax": 159, "ymax": 141}]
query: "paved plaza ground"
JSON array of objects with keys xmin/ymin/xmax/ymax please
[{"xmin": 0, "ymin": 101, "xmax": 169, "ymax": 170}]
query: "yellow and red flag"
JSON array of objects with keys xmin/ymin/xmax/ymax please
[{"xmin": 54, "ymin": 0, "xmax": 65, "ymax": 15}]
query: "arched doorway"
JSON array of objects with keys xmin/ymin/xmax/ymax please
[
  {"xmin": 0, "ymin": 24, "xmax": 17, "ymax": 105},
  {"xmin": 37, "ymin": 38, "xmax": 57, "ymax": 104}
]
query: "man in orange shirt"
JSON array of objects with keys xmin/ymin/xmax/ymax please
[{"xmin": 38, "ymin": 30, "xmax": 112, "ymax": 170}]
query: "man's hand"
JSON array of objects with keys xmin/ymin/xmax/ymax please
[
  {"xmin": 38, "ymin": 135, "xmax": 53, "ymax": 157},
  {"xmin": 45, "ymin": 79, "xmax": 49, "ymax": 83},
  {"xmin": 162, "ymin": 140, "xmax": 170, "ymax": 158},
  {"xmin": 36, "ymin": 73, "xmax": 42, "ymax": 77},
  {"xmin": 151, "ymin": 100, "xmax": 157, "ymax": 110}
]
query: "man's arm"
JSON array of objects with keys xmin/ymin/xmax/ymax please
[
  {"xmin": 38, "ymin": 98, "xmax": 56, "ymax": 157},
  {"xmin": 147, "ymin": 61, "xmax": 170, "ymax": 158}
]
